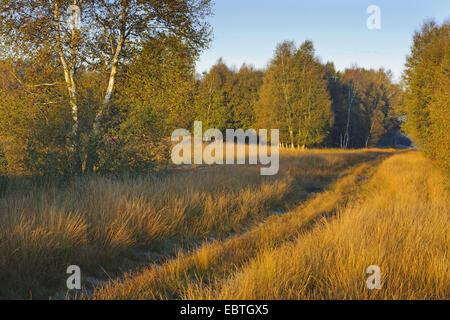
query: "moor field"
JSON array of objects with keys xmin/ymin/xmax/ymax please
[{"xmin": 0, "ymin": 148, "xmax": 448, "ymax": 300}]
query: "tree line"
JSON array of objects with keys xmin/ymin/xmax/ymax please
[
  {"xmin": 401, "ymin": 20, "xmax": 449, "ymax": 172},
  {"xmin": 0, "ymin": 1, "xmax": 446, "ymax": 179}
]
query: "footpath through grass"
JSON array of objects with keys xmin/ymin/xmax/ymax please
[
  {"xmin": 181, "ymin": 152, "xmax": 449, "ymax": 300},
  {"xmin": 87, "ymin": 151, "xmax": 394, "ymax": 299},
  {"xmin": 0, "ymin": 149, "xmax": 394, "ymax": 299}
]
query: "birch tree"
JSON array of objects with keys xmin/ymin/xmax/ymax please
[
  {"xmin": 255, "ymin": 41, "xmax": 333, "ymax": 148},
  {"xmin": 341, "ymin": 67, "xmax": 399, "ymax": 148},
  {"xmin": 0, "ymin": 0, "xmax": 212, "ymax": 173}
]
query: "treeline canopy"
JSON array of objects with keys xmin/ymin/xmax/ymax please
[
  {"xmin": 0, "ymin": 1, "xmax": 418, "ymax": 178},
  {"xmin": 402, "ymin": 20, "xmax": 449, "ymax": 172}
]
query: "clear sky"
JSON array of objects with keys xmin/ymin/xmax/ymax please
[{"xmin": 196, "ymin": 0, "xmax": 450, "ymax": 81}]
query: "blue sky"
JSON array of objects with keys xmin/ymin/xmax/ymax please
[{"xmin": 196, "ymin": 0, "xmax": 450, "ymax": 81}]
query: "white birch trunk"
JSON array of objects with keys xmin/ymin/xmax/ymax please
[{"xmin": 53, "ymin": 2, "xmax": 79, "ymax": 139}]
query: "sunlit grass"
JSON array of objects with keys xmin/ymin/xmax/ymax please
[
  {"xmin": 183, "ymin": 152, "xmax": 449, "ymax": 300},
  {"xmin": 88, "ymin": 152, "xmax": 390, "ymax": 299},
  {"xmin": 0, "ymin": 148, "xmax": 389, "ymax": 299}
]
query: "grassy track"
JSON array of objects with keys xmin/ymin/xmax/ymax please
[
  {"xmin": 88, "ymin": 152, "xmax": 449, "ymax": 300},
  {"xmin": 184, "ymin": 152, "xmax": 449, "ymax": 299},
  {"xmin": 87, "ymin": 151, "xmax": 393, "ymax": 299},
  {"xmin": 0, "ymin": 149, "xmax": 393, "ymax": 299}
]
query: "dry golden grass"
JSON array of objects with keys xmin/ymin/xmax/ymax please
[
  {"xmin": 0, "ymin": 148, "xmax": 389, "ymax": 299},
  {"xmin": 87, "ymin": 151, "xmax": 448, "ymax": 300},
  {"xmin": 182, "ymin": 152, "xmax": 449, "ymax": 300},
  {"xmin": 88, "ymin": 151, "xmax": 392, "ymax": 299}
]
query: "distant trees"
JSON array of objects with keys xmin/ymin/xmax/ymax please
[
  {"xmin": 336, "ymin": 67, "xmax": 401, "ymax": 148},
  {"xmin": 402, "ymin": 20, "xmax": 449, "ymax": 172},
  {"xmin": 194, "ymin": 60, "xmax": 264, "ymax": 132},
  {"xmin": 0, "ymin": 2, "xmax": 426, "ymax": 178},
  {"xmin": 229, "ymin": 64, "xmax": 264, "ymax": 130},
  {"xmin": 255, "ymin": 41, "xmax": 333, "ymax": 148},
  {"xmin": 192, "ymin": 42, "xmax": 402, "ymax": 151},
  {"xmin": 322, "ymin": 62, "xmax": 401, "ymax": 149},
  {"xmin": 194, "ymin": 59, "xmax": 235, "ymax": 131}
]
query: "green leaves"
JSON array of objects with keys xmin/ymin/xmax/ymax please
[
  {"xmin": 255, "ymin": 40, "xmax": 333, "ymax": 147},
  {"xmin": 402, "ymin": 20, "xmax": 450, "ymax": 172}
]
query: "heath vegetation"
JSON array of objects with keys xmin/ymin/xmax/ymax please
[{"xmin": 0, "ymin": 1, "xmax": 447, "ymax": 300}]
